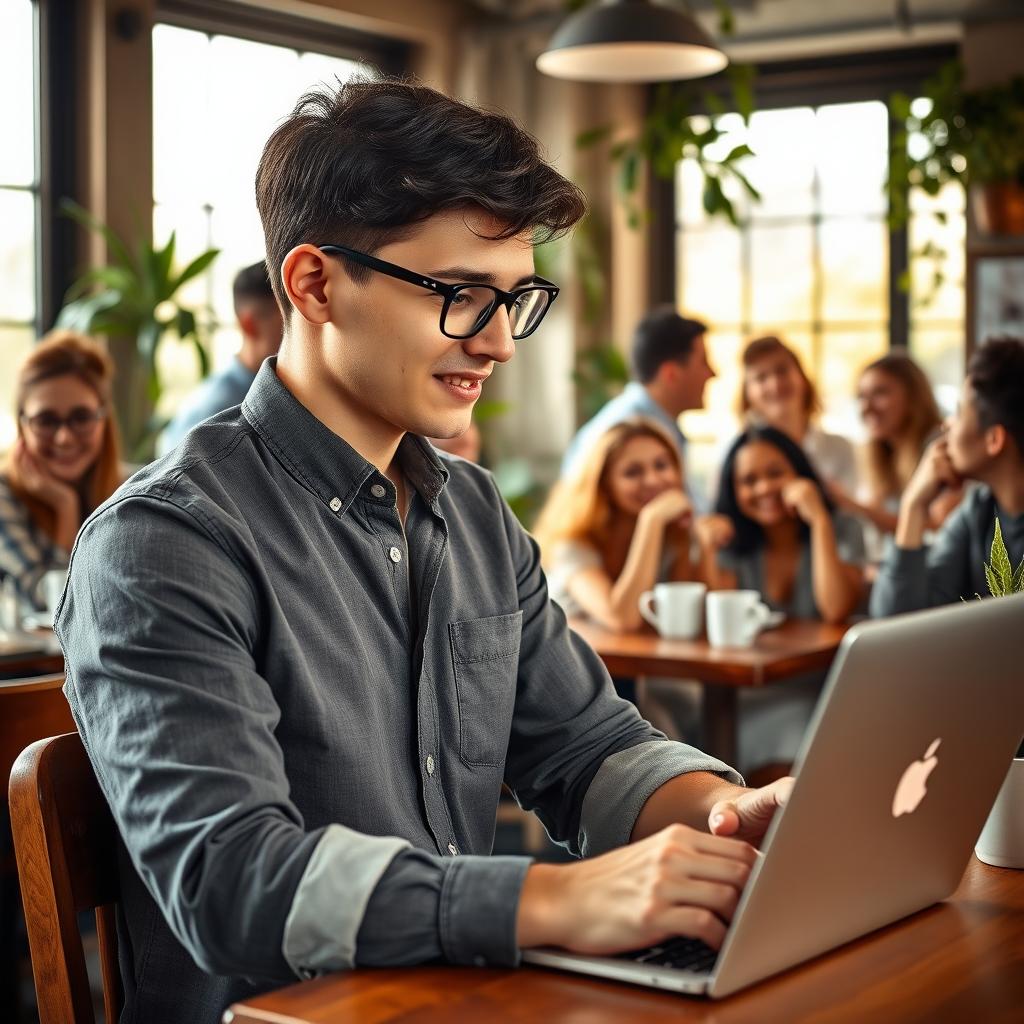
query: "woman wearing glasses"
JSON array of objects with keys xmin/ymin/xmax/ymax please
[{"xmin": 1, "ymin": 331, "xmax": 122, "ymax": 611}]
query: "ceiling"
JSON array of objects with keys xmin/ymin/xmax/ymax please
[{"xmin": 466, "ymin": 0, "xmax": 1024, "ymax": 60}]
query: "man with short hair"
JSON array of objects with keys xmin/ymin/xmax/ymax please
[
  {"xmin": 561, "ymin": 306, "xmax": 715, "ymax": 491},
  {"xmin": 59, "ymin": 79, "xmax": 786, "ymax": 1024},
  {"xmin": 871, "ymin": 335, "xmax": 1024, "ymax": 615},
  {"xmin": 157, "ymin": 261, "xmax": 284, "ymax": 454}
]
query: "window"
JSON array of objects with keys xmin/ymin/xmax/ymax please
[
  {"xmin": 674, "ymin": 97, "xmax": 965, "ymax": 493},
  {"xmin": 151, "ymin": 24, "xmax": 372, "ymax": 418},
  {"xmin": 0, "ymin": 0, "xmax": 39, "ymax": 449}
]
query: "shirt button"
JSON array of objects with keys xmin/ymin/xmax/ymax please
[
  {"xmin": 448, "ymin": 843, "xmax": 459, "ymax": 856},
  {"xmin": 370, "ymin": 484, "xmax": 386, "ymax": 498},
  {"xmin": 329, "ymin": 497, "xmax": 342, "ymax": 512},
  {"xmin": 389, "ymin": 546, "xmax": 402, "ymax": 563},
  {"xmin": 426, "ymin": 754, "xmax": 435, "ymax": 775}
]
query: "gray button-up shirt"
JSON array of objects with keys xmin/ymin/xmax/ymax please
[{"xmin": 57, "ymin": 360, "xmax": 739, "ymax": 1024}]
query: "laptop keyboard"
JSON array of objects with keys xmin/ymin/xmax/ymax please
[{"xmin": 618, "ymin": 936, "xmax": 718, "ymax": 974}]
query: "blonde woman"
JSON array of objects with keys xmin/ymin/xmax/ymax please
[
  {"xmin": 851, "ymin": 350, "xmax": 959, "ymax": 535},
  {"xmin": 739, "ymin": 335, "xmax": 857, "ymax": 497},
  {"xmin": 536, "ymin": 418, "xmax": 696, "ymax": 633},
  {"xmin": 1, "ymin": 331, "xmax": 122, "ymax": 610}
]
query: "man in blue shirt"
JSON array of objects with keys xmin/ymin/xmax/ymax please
[
  {"xmin": 157, "ymin": 262, "xmax": 283, "ymax": 454},
  {"xmin": 561, "ymin": 307, "xmax": 716, "ymax": 503}
]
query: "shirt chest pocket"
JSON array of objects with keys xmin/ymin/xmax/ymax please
[{"xmin": 449, "ymin": 611, "xmax": 523, "ymax": 767}]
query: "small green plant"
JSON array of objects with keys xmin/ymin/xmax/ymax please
[
  {"xmin": 984, "ymin": 517, "xmax": 1024, "ymax": 597},
  {"xmin": 56, "ymin": 199, "xmax": 219, "ymax": 456}
]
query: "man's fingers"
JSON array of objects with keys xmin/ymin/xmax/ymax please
[
  {"xmin": 691, "ymin": 829, "xmax": 757, "ymax": 864},
  {"xmin": 657, "ymin": 906, "xmax": 729, "ymax": 950},
  {"xmin": 682, "ymin": 851, "xmax": 753, "ymax": 889},
  {"xmin": 655, "ymin": 879, "xmax": 743, "ymax": 924}
]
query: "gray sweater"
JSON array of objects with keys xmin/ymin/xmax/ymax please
[{"xmin": 870, "ymin": 486, "xmax": 1024, "ymax": 616}]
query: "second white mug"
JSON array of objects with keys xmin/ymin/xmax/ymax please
[{"xmin": 706, "ymin": 590, "xmax": 772, "ymax": 648}]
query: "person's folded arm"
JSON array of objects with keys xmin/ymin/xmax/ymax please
[{"xmin": 57, "ymin": 496, "xmax": 408, "ymax": 981}]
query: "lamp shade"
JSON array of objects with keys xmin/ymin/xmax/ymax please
[{"xmin": 536, "ymin": 0, "xmax": 728, "ymax": 83}]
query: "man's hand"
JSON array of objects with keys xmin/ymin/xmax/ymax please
[
  {"xmin": 708, "ymin": 777, "xmax": 794, "ymax": 845},
  {"xmin": 903, "ymin": 436, "xmax": 960, "ymax": 511},
  {"xmin": 517, "ymin": 824, "xmax": 756, "ymax": 955}
]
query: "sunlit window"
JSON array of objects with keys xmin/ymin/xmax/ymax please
[
  {"xmin": 675, "ymin": 99, "xmax": 965, "ymax": 492},
  {"xmin": 152, "ymin": 24, "xmax": 370, "ymax": 417},
  {"xmin": 0, "ymin": 0, "xmax": 39, "ymax": 450}
]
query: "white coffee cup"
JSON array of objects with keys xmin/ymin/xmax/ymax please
[
  {"xmin": 975, "ymin": 757, "xmax": 1024, "ymax": 869},
  {"xmin": 706, "ymin": 590, "xmax": 773, "ymax": 649},
  {"xmin": 41, "ymin": 569, "xmax": 68, "ymax": 626},
  {"xmin": 638, "ymin": 582, "xmax": 707, "ymax": 640}
]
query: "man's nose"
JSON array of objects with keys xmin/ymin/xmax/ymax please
[{"xmin": 463, "ymin": 306, "xmax": 515, "ymax": 364}]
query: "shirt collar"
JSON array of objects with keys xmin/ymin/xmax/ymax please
[{"xmin": 242, "ymin": 358, "xmax": 449, "ymax": 516}]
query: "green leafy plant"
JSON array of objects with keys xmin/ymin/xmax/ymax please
[
  {"xmin": 983, "ymin": 518, "xmax": 1024, "ymax": 598},
  {"xmin": 56, "ymin": 199, "xmax": 219, "ymax": 453},
  {"xmin": 888, "ymin": 61, "xmax": 1024, "ymax": 304}
]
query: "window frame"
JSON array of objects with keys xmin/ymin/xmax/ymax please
[{"xmin": 649, "ymin": 43, "xmax": 960, "ymax": 356}]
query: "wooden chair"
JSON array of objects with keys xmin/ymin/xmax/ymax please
[{"xmin": 9, "ymin": 731, "xmax": 122, "ymax": 1024}]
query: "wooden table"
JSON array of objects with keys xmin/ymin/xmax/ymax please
[
  {"xmin": 0, "ymin": 631, "xmax": 63, "ymax": 680},
  {"xmin": 224, "ymin": 858, "xmax": 1024, "ymax": 1024},
  {"xmin": 570, "ymin": 618, "xmax": 848, "ymax": 764}
]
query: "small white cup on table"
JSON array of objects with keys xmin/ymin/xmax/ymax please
[
  {"xmin": 706, "ymin": 590, "xmax": 773, "ymax": 649},
  {"xmin": 638, "ymin": 582, "xmax": 707, "ymax": 640},
  {"xmin": 975, "ymin": 756, "xmax": 1024, "ymax": 869}
]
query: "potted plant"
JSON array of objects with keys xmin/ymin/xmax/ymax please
[
  {"xmin": 56, "ymin": 199, "xmax": 220, "ymax": 458},
  {"xmin": 888, "ymin": 60, "xmax": 1024, "ymax": 236},
  {"xmin": 974, "ymin": 518, "xmax": 1024, "ymax": 869}
]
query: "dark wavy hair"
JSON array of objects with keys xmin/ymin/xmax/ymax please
[
  {"xmin": 255, "ymin": 77, "xmax": 587, "ymax": 312},
  {"xmin": 715, "ymin": 425, "xmax": 835, "ymax": 554},
  {"xmin": 968, "ymin": 335, "xmax": 1024, "ymax": 457}
]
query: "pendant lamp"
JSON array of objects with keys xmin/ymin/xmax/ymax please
[{"xmin": 536, "ymin": 0, "xmax": 728, "ymax": 83}]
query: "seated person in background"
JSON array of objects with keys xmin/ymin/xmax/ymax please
[
  {"xmin": 57, "ymin": 78, "xmax": 788, "ymax": 1023},
  {"xmin": 157, "ymin": 261, "xmax": 284, "ymax": 454},
  {"xmin": 561, "ymin": 307, "xmax": 715, "ymax": 508},
  {"xmin": 871, "ymin": 335, "xmax": 1024, "ymax": 616},
  {"xmin": 428, "ymin": 420, "xmax": 481, "ymax": 462},
  {"xmin": 535, "ymin": 417, "xmax": 699, "ymax": 733},
  {"xmin": 839, "ymin": 351, "xmax": 959, "ymax": 542},
  {"xmin": 697, "ymin": 425, "xmax": 865, "ymax": 625},
  {"xmin": 0, "ymin": 331, "xmax": 121, "ymax": 611},
  {"xmin": 738, "ymin": 335, "xmax": 857, "ymax": 498},
  {"xmin": 696, "ymin": 425, "xmax": 865, "ymax": 773}
]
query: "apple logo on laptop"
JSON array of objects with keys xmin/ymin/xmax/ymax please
[{"xmin": 892, "ymin": 739, "xmax": 941, "ymax": 818}]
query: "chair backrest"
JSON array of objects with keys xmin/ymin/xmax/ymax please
[
  {"xmin": 0, "ymin": 673, "xmax": 76, "ymax": 799},
  {"xmin": 9, "ymin": 731, "xmax": 122, "ymax": 1024}
]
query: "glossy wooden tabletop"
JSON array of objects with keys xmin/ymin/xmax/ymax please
[
  {"xmin": 569, "ymin": 617, "xmax": 849, "ymax": 686},
  {"xmin": 225, "ymin": 858, "xmax": 1024, "ymax": 1024}
]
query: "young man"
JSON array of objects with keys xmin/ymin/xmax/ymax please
[
  {"xmin": 58, "ymin": 80, "xmax": 788, "ymax": 1023},
  {"xmin": 560, "ymin": 306, "xmax": 715, "ymax": 492},
  {"xmin": 871, "ymin": 335, "xmax": 1024, "ymax": 616},
  {"xmin": 157, "ymin": 261, "xmax": 284, "ymax": 454}
]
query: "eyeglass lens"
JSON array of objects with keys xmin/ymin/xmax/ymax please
[
  {"xmin": 25, "ymin": 407, "xmax": 104, "ymax": 438},
  {"xmin": 443, "ymin": 287, "xmax": 552, "ymax": 340}
]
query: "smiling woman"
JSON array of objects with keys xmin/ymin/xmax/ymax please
[{"xmin": 0, "ymin": 332, "xmax": 122, "ymax": 612}]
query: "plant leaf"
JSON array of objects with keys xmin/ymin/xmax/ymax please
[
  {"xmin": 190, "ymin": 333, "xmax": 210, "ymax": 379},
  {"xmin": 990, "ymin": 517, "xmax": 1014, "ymax": 593},
  {"xmin": 984, "ymin": 563, "xmax": 1004, "ymax": 598},
  {"xmin": 171, "ymin": 249, "xmax": 220, "ymax": 294},
  {"xmin": 575, "ymin": 125, "xmax": 612, "ymax": 149},
  {"xmin": 59, "ymin": 198, "xmax": 135, "ymax": 271}
]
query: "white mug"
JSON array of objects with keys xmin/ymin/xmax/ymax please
[
  {"xmin": 975, "ymin": 757, "xmax": 1024, "ymax": 869},
  {"xmin": 42, "ymin": 568, "xmax": 68, "ymax": 621},
  {"xmin": 638, "ymin": 582, "xmax": 707, "ymax": 640},
  {"xmin": 706, "ymin": 590, "xmax": 772, "ymax": 649}
]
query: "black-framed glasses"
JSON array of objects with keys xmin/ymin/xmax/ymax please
[
  {"xmin": 20, "ymin": 407, "xmax": 106, "ymax": 441},
  {"xmin": 320, "ymin": 244, "xmax": 559, "ymax": 340}
]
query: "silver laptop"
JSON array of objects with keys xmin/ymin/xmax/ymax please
[{"xmin": 524, "ymin": 592, "xmax": 1024, "ymax": 998}]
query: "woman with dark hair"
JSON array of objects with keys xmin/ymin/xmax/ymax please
[
  {"xmin": 697, "ymin": 425, "xmax": 864, "ymax": 624},
  {"xmin": 0, "ymin": 330, "xmax": 122, "ymax": 612}
]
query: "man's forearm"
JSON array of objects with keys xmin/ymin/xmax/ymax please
[
  {"xmin": 630, "ymin": 771, "xmax": 746, "ymax": 841},
  {"xmin": 895, "ymin": 496, "xmax": 930, "ymax": 549}
]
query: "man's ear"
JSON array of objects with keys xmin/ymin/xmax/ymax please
[
  {"xmin": 984, "ymin": 423, "xmax": 1008, "ymax": 458},
  {"xmin": 237, "ymin": 308, "xmax": 257, "ymax": 340},
  {"xmin": 281, "ymin": 245, "xmax": 332, "ymax": 326}
]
